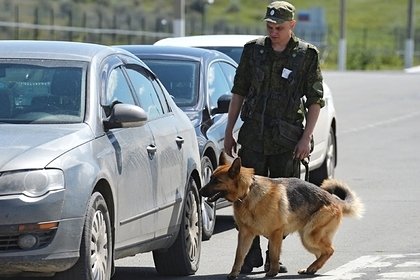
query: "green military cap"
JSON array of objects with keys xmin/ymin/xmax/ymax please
[{"xmin": 263, "ymin": 1, "xmax": 295, "ymax": 24}]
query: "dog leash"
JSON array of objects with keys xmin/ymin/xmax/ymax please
[{"xmin": 301, "ymin": 157, "xmax": 310, "ymax": 181}]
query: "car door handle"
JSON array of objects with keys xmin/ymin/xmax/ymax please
[
  {"xmin": 176, "ymin": 136, "xmax": 184, "ymax": 148},
  {"xmin": 147, "ymin": 144, "xmax": 157, "ymax": 160}
]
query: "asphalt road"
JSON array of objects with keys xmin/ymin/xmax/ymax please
[
  {"xmin": 112, "ymin": 70, "xmax": 420, "ymax": 279},
  {"xmin": 5, "ymin": 70, "xmax": 420, "ymax": 279}
]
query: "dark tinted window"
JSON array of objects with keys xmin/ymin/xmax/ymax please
[
  {"xmin": 143, "ymin": 59, "xmax": 199, "ymax": 107},
  {"xmin": 199, "ymin": 47, "xmax": 243, "ymax": 64}
]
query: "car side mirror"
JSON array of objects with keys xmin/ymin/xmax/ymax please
[
  {"xmin": 211, "ymin": 94, "xmax": 231, "ymax": 115},
  {"xmin": 103, "ymin": 103, "xmax": 148, "ymax": 130}
]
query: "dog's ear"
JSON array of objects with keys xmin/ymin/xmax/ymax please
[
  {"xmin": 219, "ymin": 152, "xmax": 228, "ymax": 166},
  {"xmin": 228, "ymin": 157, "xmax": 241, "ymax": 178}
]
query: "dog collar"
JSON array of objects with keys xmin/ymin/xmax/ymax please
[{"xmin": 236, "ymin": 175, "xmax": 256, "ymax": 203}]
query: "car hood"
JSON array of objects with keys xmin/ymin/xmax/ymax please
[{"xmin": 0, "ymin": 124, "xmax": 94, "ymax": 171}]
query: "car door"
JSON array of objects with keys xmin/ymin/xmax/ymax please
[
  {"xmin": 103, "ymin": 65, "xmax": 158, "ymax": 248},
  {"xmin": 218, "ymin": 60, "xmax": 243, "ymax": 140},
  {"xmin": 207, "ymin": 61, "xmax": 238, "ymax": 148},
  {"xmin": 125, "ymin": 65, "xmax": 185, "ymax": 237}
]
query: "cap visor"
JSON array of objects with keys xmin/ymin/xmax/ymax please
[{"xmin": 262, "ymin": 17, "xmax": 286, "ymax": 24}]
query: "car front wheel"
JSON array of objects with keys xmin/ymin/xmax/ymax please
[
  {"xmin": 153, "ymin": 177, "xmax": 202, "ymax": 275},
  {"xmin": 201, "ymin": 156, "xmax": 216, "ymax": 241},
  {"xmin": 310, "ymin": 126, "xmax": 336, "ymax": 186},
  {"xmin": 55, "ymin": 192, "xmax": 112, "ymax": 280}
]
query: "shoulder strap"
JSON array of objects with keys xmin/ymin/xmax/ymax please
[
  {"xmin": 288, "ymin": 39, "xmax": 308, "ymax": 86},
  {"xmin": 252, "ymin": 36, "xmax": 267, "ymax": 67},
  {"xmin": 283, "ymin": 39, "xmax": 309, "ymax": 121}
]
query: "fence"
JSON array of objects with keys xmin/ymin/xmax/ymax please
[
  {"xmin": 0, "ymin": 2, "xmax": 418, "ymax": 68},
  {"xmin": 0, "ymin": 3, "xmax": 263, "ymax": 45}
]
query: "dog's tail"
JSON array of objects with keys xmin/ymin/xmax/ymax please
[{"xmin": 321, "ymin": 179, "xmax": 364, "ymax": 219}]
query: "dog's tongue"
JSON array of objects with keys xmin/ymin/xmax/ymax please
[{"xmin": 207, "ymin": 191, "xmax": 223, "ymax": 203}]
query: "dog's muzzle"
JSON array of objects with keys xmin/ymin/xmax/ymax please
[{"xmin": 205, "ymin": 191, "xmax": 225, "ymax": 203}]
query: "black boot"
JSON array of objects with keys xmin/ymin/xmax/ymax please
[
  {"xmin": 264, "ymin": 250, "xmax": 287, "ymax": 273},
  {"xmin": 240, "ymin": 236, "xmax": 263, "ymax": 273}
]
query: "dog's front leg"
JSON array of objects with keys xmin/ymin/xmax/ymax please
[
  {"xmin": 266, "ymin": 229, "xmax": 284, "ymax": 277},
  {"xmin": 227, "ymin": 229, "xmax": 254, "ymax": 280}
]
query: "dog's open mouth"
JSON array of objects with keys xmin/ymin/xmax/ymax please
[{"xmin": 206, "ymin": 191, "xmax": 226, "ymax": 203}]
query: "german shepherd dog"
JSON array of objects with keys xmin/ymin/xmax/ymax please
[{"xmin": 200, "ymin": 153, "xmax": 364, "ymax": 279}]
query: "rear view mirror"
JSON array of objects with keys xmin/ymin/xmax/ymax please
[
  {"xmin": 211, "ymin": 94, "xmax": 232, "ymax": 115},
  {"xmin": 103, "ymin": 103, "xmax": 148, "ymax": 130}
]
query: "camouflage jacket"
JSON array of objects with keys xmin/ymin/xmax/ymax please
[{"xmin": 232, "ymin": 33, "xmax": 325, "ymax": 155}]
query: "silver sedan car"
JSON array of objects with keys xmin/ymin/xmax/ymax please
[{"xmin": 0, "ymin": 41, "xmax": 202, "ymax": 279}]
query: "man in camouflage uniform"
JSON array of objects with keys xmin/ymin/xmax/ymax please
[{"xmin": 224, "ymin": 1, "xmax": 325, "ymax": 275}]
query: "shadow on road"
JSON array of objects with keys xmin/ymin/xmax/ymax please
[
  {"xmin": 1, "ymin": 215, "xmax": 238, "ymax": 280},
  {"xmin": 213, "ymin": 214, "xmax": 236, "ymax": 235},
  {"xmin": 112, "ymin": 267, "xmax": 234, "ymax": 279}
]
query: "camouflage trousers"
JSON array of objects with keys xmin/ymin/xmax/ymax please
[{"xmin": 238, "ymin": 147, "xmax": 300, "ymax": 178}]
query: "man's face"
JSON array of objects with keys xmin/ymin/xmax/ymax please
[{"xmin": 266, "ymin": 20, "xmax": 295, "ymax": 45}]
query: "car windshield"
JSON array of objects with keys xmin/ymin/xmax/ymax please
[
  {"xmin": 198, "ymin": 47, "xmax": 243, "ymax": 64},
  {"xmin": 0, "ymin": 60, "xmax": 87, "ymax": 124},
  {"xmin": 142, "ymin": 59, "xmax": 199, "ymax": 107}
]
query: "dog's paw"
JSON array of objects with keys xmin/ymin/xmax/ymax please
[
  {"xmin": 265, "ymin": 269, "xmax": 279, "ymax": 277},
  {"xmin": 298, "ymin": 268, "xmax": 316, "ymax": 275},
  {"xmin": 265, "ymin": 270, "xmax": 279, "ymax": 277},
  {"xmin": 227, "ymin": 273, "xmax": 238, "ymax": 280}
]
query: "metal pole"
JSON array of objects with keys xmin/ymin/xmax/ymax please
[
  {"xmin": 174, "ymin": 0, "xmax": 185, "ymax": 37},
  {"xmin": 338, "ymin": 0, "xmax": 346, "ymax": 71},
  {"xmin": 405, "ymin": 0, "xmax": 414, "ymax": 69}
]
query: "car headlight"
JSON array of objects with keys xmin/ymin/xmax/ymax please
[{"xmin": 0, "ymin": 169, "xmax": 64, "ymax": 197}]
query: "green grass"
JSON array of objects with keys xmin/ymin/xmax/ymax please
[
  {"xmin": 138, "ymin": 0, "xmax": 420, "ymax": 69},
  {"xmin": 204, "ymin": 0, "xmax": 420, "ymax": 69}
]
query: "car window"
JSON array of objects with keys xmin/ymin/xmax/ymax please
[
  {"xmin": 105, "ymin": 67, "xmax": 135, "ymax": 106},
  {"xmin": 125, "ymin": 66, "xmax": 164, "ymax": 119},
  {"xmin": 218, "ymin": 61, "xmax": 236, "ymax": 87},
  {"xmin": 0, "ymin": 61, "xmax": 86, "ymax": 124},
  {"xmin": 207, "ymin": 62, "xmax": 232, "ymax": 109},
  {"xmin": 142, "ymin": 59, "xmax": 199, "ymax": 107},
  {"xmin": 151, "ymin": 78, "xmax": 171, "ymax": 114},
  {"xmin": 200, "ymin": 47, "xmax": 243, "ymax": 64}
]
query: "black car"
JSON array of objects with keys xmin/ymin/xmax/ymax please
[{"xmin": 118, "ymin": 45, "xmax": 242, "ymax": 240}]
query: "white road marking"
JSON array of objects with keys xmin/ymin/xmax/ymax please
[
  {"xmin": 342, "ymin": 111, "xmax": 420, "ymax": 134},
  {"xmin": 322, "ymin": 254, "xmax": 420, "ymax": 279},
  {"xmin": 396, "ymin": 261, "xmax": 420, "ymax": 268},
  {"xmin": 380, "ymin": 272, "xmax": 420, "ymax": 279},
  {"xmin": 322, "ymin": 255, "xmax": 381, "ymax": 279}
]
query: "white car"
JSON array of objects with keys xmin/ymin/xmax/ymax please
[{"xmin": 155, "ymin": 35, "xmax": 337, "ymax": 185}]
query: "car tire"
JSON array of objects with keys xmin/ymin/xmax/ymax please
[
  {"xmin": 54, "ymin": 192, "xmax": 112, "ymax": 280},
  {"xmin": 310, "ymin": 126, "xmax": 336, "ymax": 186},
  {"xmin": 201, "ymin": 156, "xmax": 216, "ymax": 241},
  {"xmin": 153, "ymin": 177, "xmax": 202, "ymax": 276}
]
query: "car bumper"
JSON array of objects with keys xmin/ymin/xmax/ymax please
[{"xmin": 0, "ymin": 190, "xmax": 84, "ymax": 276}]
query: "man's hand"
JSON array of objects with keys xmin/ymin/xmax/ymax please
[
  {"xmin": 294, "ymin": 134, "xmax": 311, "ymax": 160},
  {"xmin": 223, "ymin": 93, "xmax": 244, "ymax": 158},
  {"xmin": 224, "ymin": 133, "xmax": 237, "ymax": 158}
]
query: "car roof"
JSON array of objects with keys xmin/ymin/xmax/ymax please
[
  {"xmin": 154, "ymin": 35, "xmax": 261, "ymax": 47},
  {"xmin": 117, "ymin": 44, "xmax": 237, "ymax": 64},
  {"xmin": 0, "ymin": 40, "xmax": 139, "ymax": 63}
]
